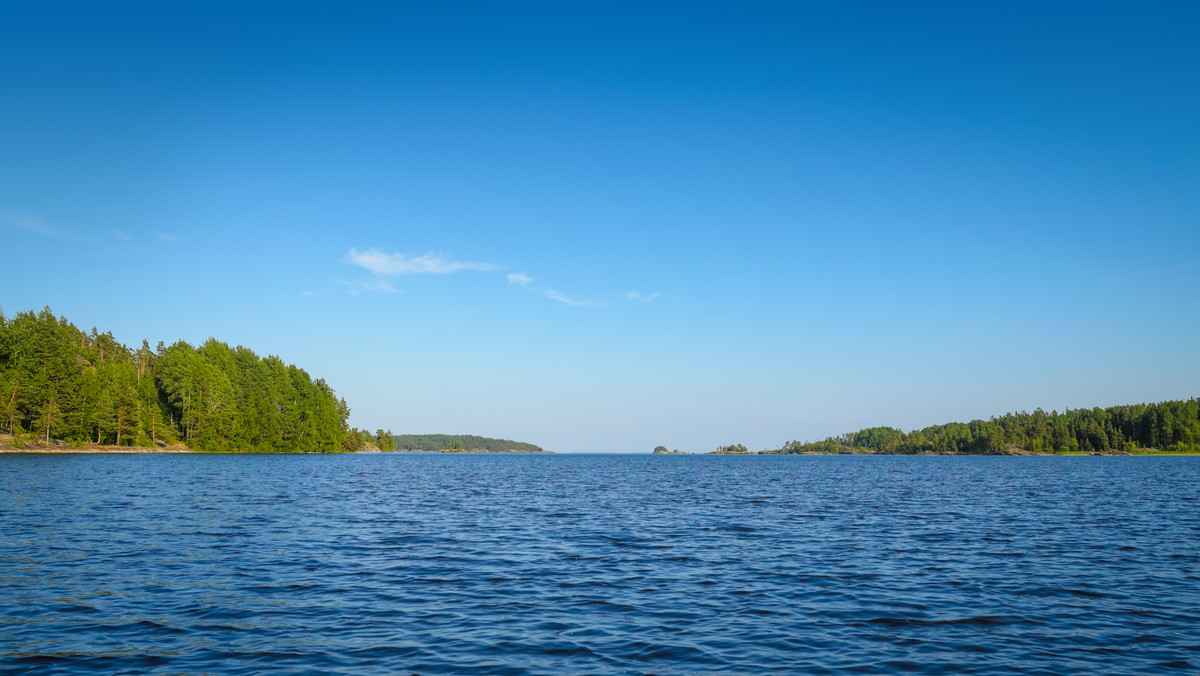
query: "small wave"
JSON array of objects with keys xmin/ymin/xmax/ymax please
[
  {"xmin": 52, "ymin": 602, "xmax": 98, "ymax": 614},
  {"xmin": 1014, "ymin": 586, "xmax": 1108, "ymax": 599},
  {"xmin": 720, "ymin": 524, "xmax": 758, "ymax": 533},
  {"xmin": 863, "ymin": 615, "xmax": 1020, "ymax": 628}
]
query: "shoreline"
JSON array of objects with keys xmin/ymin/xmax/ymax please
[
  {"xmin": 0, "ymin": 434, "xmax": 192, "ymax": 454},
  {"xmin": 0, "ymin": 445, "xmax": 194, "ymax": 454}
]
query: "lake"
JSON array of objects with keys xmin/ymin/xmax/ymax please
[{"xmin": 1, "ymin": 453, "xmax": 1197, "ymax": 674}]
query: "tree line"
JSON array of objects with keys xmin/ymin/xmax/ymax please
[
  {"xmin": 0, "ymin": 307, "xmax": 349, "ymax": 452},
  {"xmin": 776, "ymin": 399, "xmax": 1200, "ymax": 455},
  {"xmin": 342, "ymin": 427, "xmax": 398, "ymax": 452},
  {"xmin": 368, "ymin": 433, "xmax": 546, "ymax": 453}
]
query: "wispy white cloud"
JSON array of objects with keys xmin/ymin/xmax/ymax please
[
  {"xmin": 506, "ymin": 270, "xmax": 604, "ymax": 308},
  {"xmin": 0, "ymin": 210, "xmax": 74, "ymax": 239},
  {"xmin": 344, "ymin": 247, "xmax": 498, "ymax": 276},
  {"xmin": 544, "ymin": 289, "xmax": 595, "ymax": 307},
  {"xmin": 362, "ymin": 279, "xmax": 398, "ymax": 293},
  {"xmin": 156, "ymin": 232, "xmax": 177, "ymax": 242},
  {"xmin": 624, "ymin": 291, "xmax": 662, "ymax": 302},
  {"xmin": 300, "ymin": 291, "xmax": 314, "ymax": 296},
  {"xmin": 109, "ymin": 229, "xmax": 133, "ymax": 241}
]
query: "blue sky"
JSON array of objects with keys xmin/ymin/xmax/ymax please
[{"xmin": 2, "ymin": 1, "xmax": 1197, "ymax": 452}]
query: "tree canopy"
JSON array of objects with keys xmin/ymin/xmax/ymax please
[
  {"xmin": 0, "ymin": 307, "xmax": 349, "ymax": 452},
  {"xmin": 776, "ymin": 399, "xmax": 1200, "ymax": 455},
  {"xmin": 373, "ymin": 433, "xmax": 546, "ymax": 453}
]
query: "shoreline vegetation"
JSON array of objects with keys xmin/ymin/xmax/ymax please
[
  {"xmin": 762, "ymin": 398, "xmax": 1200, "ymax": 456},
  {"xmin": 669, "ymin": 397, "xmax": 1199, "ymax": 456},
  {"xmin": 0, "ymin": 307, "xmax": 548, "ymax": 454},
  {"xmin": 4, "ymin": 308, "xmax": 1195, "ymax": 458},
  {"xmin": 0, "ymin": 433, "xmax": 193, "ymax": 454},
  {"xmin": 350, "ymin": 433, "xmax": 549, "ymax": 454},
  {"xmin": 1, "ymin": 307, "xmax": 348, "ymax": 453}
]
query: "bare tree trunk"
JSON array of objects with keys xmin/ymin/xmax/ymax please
[{"xmin": 7, "ymin": 380, "xmax": 18, "ymax": 432}]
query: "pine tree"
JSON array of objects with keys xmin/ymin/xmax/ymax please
[{"xmin": 39, "ymin": 397, "xmax": 62, "ymax": 444}]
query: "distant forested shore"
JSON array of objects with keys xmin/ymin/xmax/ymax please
[
  {"xmin": 766, "ymin": 398, "xmax": 1200, "ymax": 455},
  {"xmin": 342, "ymin": 431, "xmax": 548, "ymax": 454},
  {"xmin": 6, "ymin": 308, "xmax": 1192, "ymax": 458},
  {"xmin": 0, "ymin": 307, "xmax": 349, "ymax": 452}
]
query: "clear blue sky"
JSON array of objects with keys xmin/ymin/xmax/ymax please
[{"xmin": 2, "ymin": 1, "xmax": 1197, "ymax": 452}]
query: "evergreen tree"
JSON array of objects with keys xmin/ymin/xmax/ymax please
[{"xmin": 0, "ymin": 307, "xmax": 350, "ymax": 452}]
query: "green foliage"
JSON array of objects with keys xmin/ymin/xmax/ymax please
[
  {"xmin": 712, "ymin": 443, "xmax": 749, "ymax": 454},
  {"xmin": 0, "ymin": 307, "xmax": 349, "ymax": 452},
  {"xmin": 378, "ymin": 433, "xmax": 545, "ymax": 453},
  {"xmin": 776, "ymin": 399, "xmax": 1200, "ymax": 455}
]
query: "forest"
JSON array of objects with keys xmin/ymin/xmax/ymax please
[
  {"xmin": 376, "ymin": 433, "xmax": 546, "ymax": 453},
  {"xmin": 0, "ymin": 307, "xmax": 349, "ymax": 452},
  {"xmin": 776, "ymin": 399, "xmax": 1200, "ymax": 455}
]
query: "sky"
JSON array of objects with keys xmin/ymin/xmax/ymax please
[{"xmin": 2, "ymin": 1, "xmax": 1198, "ymax": 452}]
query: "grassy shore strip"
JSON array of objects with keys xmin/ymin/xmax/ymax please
[
  {"xmin": 0, "ymin": 433, "xmax": 192, "ymax": 453},
  {"xmin": 0, "ymin": 445, "xmax": 193, "ymax": 453}
]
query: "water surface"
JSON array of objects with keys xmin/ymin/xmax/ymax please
[{"xmin": 1, "ymin": 454, "xmax": 1197, "ymax": 674}]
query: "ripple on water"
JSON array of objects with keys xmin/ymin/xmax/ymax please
[{"xmin": 0, "ymin": 454, "xmax": 1198, "ymax": 674}]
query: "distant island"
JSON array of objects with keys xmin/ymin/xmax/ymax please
[
  {"xmin": 766, "ymin": 398, "xmax": 1199, "ymax": 456},
  {"xmin": 652, "ymin": 445, "xmax": 692, "ymax": 454},
  {"xmin": 652, "ymin": 399, "xmax": 1198, "ymax": 457},
  {"xmin": 351, "ymin": 431, "xmax": 549, "ymax": 454}
]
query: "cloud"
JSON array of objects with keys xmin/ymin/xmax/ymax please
[
  {"xmin": 625, "ymin": 291, "xmax": 662, "ymax": 302},
  {"xmin": 544, "ymin": 289, "xmax": 594, "ymax": 307},
  {"xmin": 507, "ymin": 271, "xmax": 600, "ymax": 308},
  {"xmin": 344, "ymin": 247, "xmax": 497, "ymax": 275},
  {"xmin": 156, "ymin": 232, "xmax": 177, "ymax": 242},
  {"xmin": 361, "ymin": 279, "xmax": 397, "ymax": 293},
  {"xmin": 300, "ymin": 291, "xmax": 314, "ymax": 296},
  {"xmin": 0, "ymin": 210, "xmax": 74, "ymax": 239},
  {"xmin": 109, "ymin": 230, "xmax": 133, "ymax": 241}
]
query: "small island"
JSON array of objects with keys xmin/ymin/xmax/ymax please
[
  {"xmin": 708, "ymin": 444, "xmax": 751, "ymax": 455},
  {"xmin": 652, "ymin": 445, "xmax": 692, "ymax": 454}
]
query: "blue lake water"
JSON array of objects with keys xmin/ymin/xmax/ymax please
[{"xmin": 0, "ymin": 453, "xmax": 1198, "ymax": 674}]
